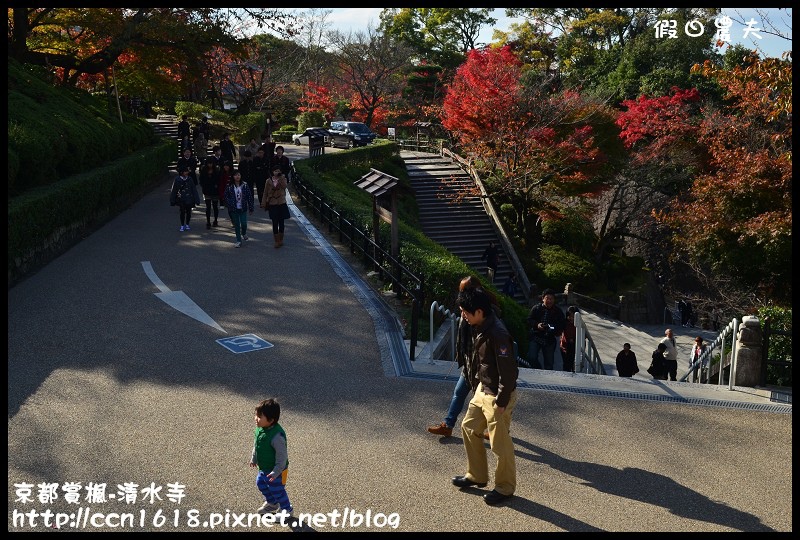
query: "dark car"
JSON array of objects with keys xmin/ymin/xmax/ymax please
[{"xmin": 328, "ymin": 121, "xmax": 377, "ymax": 148}]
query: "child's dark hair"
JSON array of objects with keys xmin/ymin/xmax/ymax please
[
  {"xmin": 457, "ymin": 287, "xmax": 492, "ymax": 316},
  {"xmin": 255, "ymin": 398, "xmax": 281, "ymax": 422},
  {"xmin": 657, "ymin": 343, "xmax": 667, "ymax": 351}
]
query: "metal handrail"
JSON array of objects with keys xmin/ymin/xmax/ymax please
[
  {"xmin": 429, "ymin": 301, "xmax": 458, "ymax": 364},
  {"xmin": 573, "ymin": 312, "xmax": 607, "ymax": 375},
  {"xmin": 290, "ymin": 165, "xmax": 425, "ymax": 362},
  {"xmin": 681, "ymin": 318, "xmax": 738, "ymax": 385},
  {"xmin": 397, "ymin": 139, "xmax": 440, "ymax": 154},
  {"xmin": 570, "ymin": 291, "xmax": 621, "ymax": 320}
]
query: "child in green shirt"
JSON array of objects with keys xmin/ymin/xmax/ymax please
[{"xmin": 249, "ymin": 398, "xmax": 292, "ymax": 515}]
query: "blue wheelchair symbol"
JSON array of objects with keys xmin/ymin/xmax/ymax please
[{"xmin": 217, "ymin": 334, "xmax": 273, "ymax": 354}]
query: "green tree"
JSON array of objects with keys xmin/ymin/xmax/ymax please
[
  {"xmin": 378, "ymin": 8, "xmax": 496, "ymax": 71},
  {"xmin": 505, "ymin": 8, "xmax": 721, "ymax": 101}
]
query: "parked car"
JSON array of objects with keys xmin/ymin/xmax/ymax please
[
  {"xmin": 328, "ymin": 121, "xmax": 377, "ymax": 148},
  {"xmin": 292, "ymin": 127, "xmax": 329, "ymax": 146}
]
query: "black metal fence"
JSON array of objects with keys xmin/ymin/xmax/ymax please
[{"xmin": 290, "ymin": 166, "xmax": 425, "ymax": 362}]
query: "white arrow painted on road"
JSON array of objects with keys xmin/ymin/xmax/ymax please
[{"xmin": 141, "ymin": 261, "xmax": 226, "ymax": 333}]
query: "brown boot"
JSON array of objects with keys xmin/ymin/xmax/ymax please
[
  {"xmin": 273, "ymin": 234, "xmax": 279, "ymax": 248},
  {"xmin": 427, "ymin": 422, "xmax": 452, "ymax": 437},
  {"xmin": 277, "ymin": 232, "xmax": 284, "ymax": 247}
]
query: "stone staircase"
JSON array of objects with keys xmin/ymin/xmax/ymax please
[
  {"xmin": 401, "ymin": 151, "xmax": 525, "ymax": 303},
  {"xmin": 147, "ymin": 117, "xmax": 182, "ymax": 174},
  {"xmin": 147, "ymin": 116, "xmax": 213, "ymax": 174}
]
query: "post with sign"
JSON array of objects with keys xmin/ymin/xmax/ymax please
[
  {"xmin": 305, "ymin": 128, "xmax": 330, "ymax": 158},
  {"xmin": 353, "ymin": 169, "xmax": 400, "ymax": 293}
]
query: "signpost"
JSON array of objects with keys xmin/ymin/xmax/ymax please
[{"xmin": 353, "ymin": 169, "xmax": 400, "ymax": 292}]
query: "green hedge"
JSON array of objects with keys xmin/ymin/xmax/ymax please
[{"xmin": 8, "ymin": 140, "xmax": 175, "ymax": 287}]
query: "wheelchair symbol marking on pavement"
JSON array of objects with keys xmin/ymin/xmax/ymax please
[{"xmin": 217, "ymin": 334, "xmax": 273, "ymax": 354}]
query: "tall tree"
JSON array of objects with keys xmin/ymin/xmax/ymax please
[
  {"xmin": 7, "ymin": 8, "xmax": 295, "ymax": 86},
  {"xmin": 656, "ymin": 54, "xmax": 792, "ymax": 304},
  {"xmin": 378, "ymin": 8, "xmax": 496, "ymax": 71},
  {"xmin": 327, "ymin": 26, "xmax": 414, "ymax": 128},
  {"xmin": 207, "ymin": 34, "xmax": 308, "ymax": 116},
  {"xmin": 593, "ymin": 87, "xmax": 704, "ymax": 269},
  {"xmin": 505, "ymin": 8, "xmax": 721, "ymax": 101}
]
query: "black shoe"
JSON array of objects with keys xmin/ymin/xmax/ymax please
[
  {"xmin": 212, "ymin": 221, "xmax": 219, "ymax": 227},
  {"xmin": 483, "ymin": 490, "xmax": 513, "ymax": 505},
  {"xmin": 452, "ymin": 475, "xmax": 487, "ymax": 488},
  {"xmin": 206, "ymin": 222, "xmax": 211, "ymax": 230}
]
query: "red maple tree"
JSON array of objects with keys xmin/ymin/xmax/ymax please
[
  {"xmin": 655, "ymin": 55, "xmax": 792, "ymax": 302},
  {"xmin": 441, "ymin": 46, "xmax": 610, "ymax": 242}
]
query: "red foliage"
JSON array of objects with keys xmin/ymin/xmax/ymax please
[
  {"xmin": 616, "ymin": 87, "xmax": 701, "ymax": 164},
  {"xmin": 442, "ymin": 46, "xmax": 522, "ymax": 140},
  {"xmin": 298, "ymin": 82, "xmax": 335, "ymax": 118}
]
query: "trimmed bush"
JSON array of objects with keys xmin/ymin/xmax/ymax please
[{"xmin": 539, "ymin": 244, "xmax": 597, "ymax": 290}]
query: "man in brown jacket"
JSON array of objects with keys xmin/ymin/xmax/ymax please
[{"xmin": 451, "ymin": 287, "xmax": 519, "ymax": 506}]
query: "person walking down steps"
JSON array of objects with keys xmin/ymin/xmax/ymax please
[{"xmin": 481, "ymin": 241, "xmax": 500, "ymax": 283}]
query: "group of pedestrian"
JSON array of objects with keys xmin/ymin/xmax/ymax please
[
  {"xmin": 643, "ymin": 329, "xmax": 708, "ymax": 381},
  {"xmin": 169, "ymin": 137, "xmax": 292, "ymax": 249},
  {"xmin": 425, "ymin": 278, "xmax": 584, "ymax": 507}
]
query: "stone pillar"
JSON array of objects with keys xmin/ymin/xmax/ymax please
[{"xmin": 733, "ymin": 316, "xmax": 763, "ymax": 387}]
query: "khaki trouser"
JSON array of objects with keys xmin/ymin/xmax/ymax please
[{"xmin": 461, "ymin": 384, "xmax": 518, "ymax": 496}]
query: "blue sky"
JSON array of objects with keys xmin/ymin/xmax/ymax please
[{"xmin": 316, "ymin": 8, "xmax": 792, "ymax": 59}]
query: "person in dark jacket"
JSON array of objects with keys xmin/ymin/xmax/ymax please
[
  {"xmin": 169, "ymin": 165, "xmax": 202, "ymax": 232},
  {"xmin": 615, "ymin": 343, "xmax": 639, "ymax": 377},
  {"xmin": 648, "ymin": 343, "xmax": 668, "ymax": 380},
  {"xmin": 238, "ymin": 150, "xmax": 255, "ymax": 194},
  {"xmin": 199, "ymin": 159, "xmax": 221, "ymax": 228},
  {"xmin": 177, "ymin": 115, "xmax": 191, "ymax": 152},
  {"xmin": 197, "ymin": 116, "xmax": 210, "ymax": 141},
  {"xmin": 220, "ymin": 132, "xmax": 237, "ymax": 165},
  {"xmin": 452, "ymin": 287, "xmax": 518, "ymax": 506},
  {"xmin": 251, "ymin": 147, "xmax": 270, "ymax": 206},
  {"xmin": 176, "ymin": 148, "xmax": 198, "ymax": 185},
  {"xmin": 526, "ymin": 289, "xmax": 566, "ymax": 370},
  {"xmin": 270, "ymin": 145, "xmax": 292, "ymax": 183},
  {"xmin": 481, "ymin": 241, "xmax": 500, "ymax": 283}
]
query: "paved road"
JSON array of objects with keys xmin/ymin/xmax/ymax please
[{"xmin": 7, "ymin": 160, "xmax": 792, "ymax": 532}]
